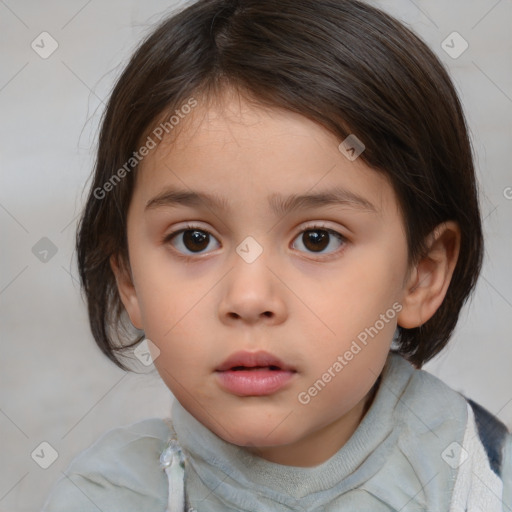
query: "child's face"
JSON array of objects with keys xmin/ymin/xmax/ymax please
[{"xmin": 117, "ymin": 91, "xmax": 414, "ymax": 466}]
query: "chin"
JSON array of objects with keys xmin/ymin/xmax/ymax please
[{"xmin": 210, "ymin": 419, "xmax": 302, "ymax": 450}]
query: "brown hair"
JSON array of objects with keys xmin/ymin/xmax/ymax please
[{"xmin": 76, "ymin": 0, "xmax": 483, "ymax": 370}]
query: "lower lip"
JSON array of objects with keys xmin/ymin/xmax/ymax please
[{"xmin": 215, "ymin": 368, "xmax": 296, "ymax": 396}]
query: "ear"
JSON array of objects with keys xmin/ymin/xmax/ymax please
[
  {"xmin": 397, "ymin": 221, "xmax": 461, "ymax": 329},
  {"xmin": 110, "ymin": 254, "xmax": 143, "ymax": 330}
]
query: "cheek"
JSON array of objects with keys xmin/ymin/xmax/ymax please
[
  {"xmin": 151, "ymin": 328, "xmax": 211, "ymax": 402},
  {"xmin": 299, "ymin": 258, "xmax": 401, "ymax": 338},
  {"xmin": 294, "ymin": 339, "xmax": 390, "ymax": 432},
  {"xmin": 295, "ymin": 251, "xmax": 402, "ymax": 380},
  {"xmin": 129, "ymin": 247, "xmax": 184, "ymax": 331}
]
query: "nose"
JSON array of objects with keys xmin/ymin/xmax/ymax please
[{"xmin": 218, "ymin": 250, "xmax": 287, "ymax": 326}]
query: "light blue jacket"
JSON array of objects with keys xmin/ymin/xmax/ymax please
[{"xmin": 41, "ymin": 352, "xmax": 512, "ymax": 511}]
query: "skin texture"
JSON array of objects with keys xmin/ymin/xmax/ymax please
[{"xmin": 111, "ymin": 90, "xmax": 460, "ymax": 467}]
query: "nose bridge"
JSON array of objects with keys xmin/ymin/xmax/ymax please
[
  {"xmin": 218, "ymin": 234, "xmax": 286, "ymax": 323},
  {"xmin": 231, "ymin": 233, "xmax": 274, "ymax": 296}
]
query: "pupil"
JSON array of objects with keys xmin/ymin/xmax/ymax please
[
  {"xmin": 304, "ymin": 230, "xmax": 328, "ymax": 252},
  {"xmin": 184, "ymin": 230, "xmax": 209, "ymax": 252}
]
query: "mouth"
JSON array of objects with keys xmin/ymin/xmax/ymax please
[
  {"xmin": 215, "ymin": 351, "xmax": 297, "ymax": 396},
  {"xmin": 230, "ymin": 365, "xmax": 282, "ymax": 371},
  {"xmin": 215, "ymin": 350, "xmax": 296, "ymax": 372}
]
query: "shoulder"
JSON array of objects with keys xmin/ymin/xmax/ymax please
[
  {"xmin": 391, "ymin": 352, "xmax": 511, "ymax": 470},
  {"xmin": 386, "ymin": 352, "xmax": 512, "ymax": 507},
  {"xmin": 386, "ymin": 352, "xmax": 470, "ymax": 434},
  {"xmin": 389, "ymin": 352, "xmax": 509, "ymax": 436},
  {"xmin": 41, "ymin": 417, "xmax": 173, "ymax": 512}
]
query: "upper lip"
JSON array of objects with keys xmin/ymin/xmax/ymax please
[{"xmin": 215, "ymin": 350, "xmax": 296, "ymax": 372}]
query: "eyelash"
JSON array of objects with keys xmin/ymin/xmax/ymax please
[{"xmin": 162, "ymin": 223, "xmax": 348, "ymax": 261}]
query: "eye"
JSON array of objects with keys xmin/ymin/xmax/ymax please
[
  {"xmin": 164, "ymin": 225, "xmax": 220, "ymax": 256},
  {"xmin": 292, "ymin": 225, "xmax": 347, "ymax": 256},
  {"xmin": 163, "ymin": 223, "xmax": 347, "ymax": 259}
]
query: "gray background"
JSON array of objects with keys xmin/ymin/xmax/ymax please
[{"xmin": 1, "ymin": 1, "xmax": 511, "ymax": 510}]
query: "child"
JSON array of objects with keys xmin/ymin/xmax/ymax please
[{"xmin": 42, "ymin": 0, "xmax": 511, "ymax": 510}]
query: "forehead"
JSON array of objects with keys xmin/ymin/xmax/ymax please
[{"xmin": 133, "ymin": 93, "xmax": 399, "ymax": 221}]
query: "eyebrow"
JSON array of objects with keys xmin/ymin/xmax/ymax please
[{"xmin": 144, "ymin": 185, "xmax": 377, "ymax": 215}]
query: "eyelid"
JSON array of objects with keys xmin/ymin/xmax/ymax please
[
  {"xmin": 163, "ymin": 221, "xmax": 347, "ymax": 240},
  {"xmin": 296, "ymin": 221, "xmax": 350, "ymax": 240},
  {"xmin": 162, "ymin": 222, "xmax": 218, "ymax": 244}
]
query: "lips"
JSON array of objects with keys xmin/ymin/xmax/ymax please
[
  {"xmin": 215, "ymin": 350, "xmax": 297, "ymax": 396},
  {"xmin": 215, "ymin": 350, "xmax": 296, "ymax": 372}
]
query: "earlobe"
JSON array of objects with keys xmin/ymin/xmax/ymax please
[
  {"xmin": 397, "ymin": 221, "xmax": 461, "ymax": 329},
  {"xmin": 110, "ymin": 254, "xmax": 144, "ymax": 330}
]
